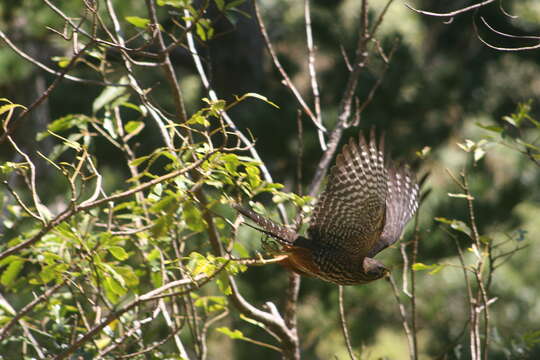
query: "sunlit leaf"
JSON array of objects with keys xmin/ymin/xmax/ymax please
[
  {"xmin": 236, "ymin": 92, "xmax": 279, "ymax": 109},
  {"xmin": 434, "ymin": 217, "xmax": 472, "ymax": 237},
  {"xmin": 157, "ymin": 0, "xmax": 190, "ymax": 8},
  {"xmin": 183, "ymin": 202, "xmax": 206, "ymax": 232},
  {"xmin": 216, "ymin": 327, "xmax": 245, "ymax": 340},
  {"xmin": 0, "ymin": 103, "xmax": 26, "ymax": 116},
  {"xmin": 502, "ymin": 115, "xmax": 518, "ymax": 127},
  {"xmin": 447, "ymin": 193, "xmax": 474, "ymax": 200},
  {"xmin": 115, "ymin": 266, "xmax": 139, "ymax": 287},
  {"xmin": 1, "ymin": 259, "xmax": 24, "ymax": 286},
  {"xmin": 476, "ymin": 122, "xmax": 503, "ymax": 133},
  {"xmin": 125, "ymin": 16, "xmax": 150, "ymax": 29},
  {"xmin": 412, "ymin": 262, "xmax": 436, "ymax": 271},
  {"xmin": 92, "ymin": 77, "xmax": 128, "ymax": 113},
  {"xmin": 108, "ymin": 246, "xmax": 129, "ymax": 261}
]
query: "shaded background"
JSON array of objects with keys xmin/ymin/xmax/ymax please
[{"xmin": 2, "ymin": 0, "xmax": 540, "ymax": 358}]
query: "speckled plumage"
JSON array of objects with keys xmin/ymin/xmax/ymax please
[{"xmin": 234, "ymin": 130, "xmax": 420, "ymax": 285}]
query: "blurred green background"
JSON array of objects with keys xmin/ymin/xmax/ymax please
[{"xmin": 2, "ymin": 0, "xmax": 540, "ymax": 358}]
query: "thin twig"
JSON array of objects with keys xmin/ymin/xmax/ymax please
[
  {"xmin": 474, "ymin": 16, "xmax": 540, "ymax": 51},
  {"xmin": 404, "ymin": 0, "xmax": 496, "ymax": 18},
  {"xmin": 338, "ymin": 286, "xmax": 357, "ymax": 360},
  {"xmin": 388, "ymin": 275, "xmax": 415, "ymax": 358},
  {"xmin": 253, "ymin": 0, "xmax": 325, "ymax": 135},
  {"xmin": 0, "ymin": 29, "xmax": 119, "ymax": 86},
  {"xmin": 304, "ymin": 0, "xmax": 326, "ymax": 150}
]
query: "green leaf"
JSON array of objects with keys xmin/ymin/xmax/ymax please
[
  {"xmin": 189, "ymin": 252, "xmax": 215, "ymax": 276},
  {"xmin": 215, "ymin": 0, "xmax": 225, "ymax": 10},
  {"xmin": 47, "ymin": 131, "xmax": 82, "ymax": 151},
  {"xmin": 108, "ymin": 246, "xmax": 129, "ymax": 261},
  {"xmin": 236, "ymin": 93, "xmax": 279, "ymax": 109},
  {"xmin": 456, "ymin": 139, "xmax": 475, "ymax": 152},
  {"xmin": 129, "ymin": 155, "xmax": 151, "ymax": 167},
  {"xmin": 187, "ymin": 113, "xmax": 210, "ymax": 127},
  {"xmin": 0, "ymin": 161, "xmax": 28, "ymax": 176},
  {"xmin": 40, "ymin": 264, "xmax": 58, "ymax": 283},
  {"xmin": 115, "ymin": 266, "xmax": 139, "ymax": 287},
  {"xmin": 412, "ymin": 262, "xmax": 445, "ymax": 275},
  {"xmin": 196, "ymin": 23, "xmax": 207, "ymax": 41},
  {"xmin": 121, "ymin": 102, "xmax": 143, "ymax": 113},
  {"xmin": 240, "ymin": 314, "xmax": 266, "ymax": 329},
  {"xmin": 233, "ymin": 242, "xmax": 249, "ymax": 258},
  {"xmin": 39, "ymin": 263, "xmax": 69, "ymax": 284},
  {"xmin": 447, "ymin": 193, "xmax": 474, "ymax": 200},
  {"xmin": 216, "ymin": 277, "xmax": 231, "ymax": 295},
  {"xmin": 150, "ymin": 195, "xmax": 178, "ymax": 213},
  {"xmin": 245, "ymin": 165, "xmax": 261, "ymax": 188},
  {"xmin": 151, "ymin": 272, "xmax": 163, "ymax": 288},
  {"xmin": 148, "ymin": 248, "xmax": 162, "ymax": 262},
  {"xmin": 474, "ymin": 147, "xmax": 486, "ymax": 162},
  {"xmin": 103, "ymin": 114, "xmax": 117, "ymax": 139},
  {"xmin": 157, "ymin": 0, "xmax": 190, "ymax": 7},
  {"xmin": 412, "ymin": 262, "xmax": 436, "ymax": 271},
  {"xmin": 51, "ymin": 56, "xmax": 70, "ymax": 68},
  {"xmin": 151, "ymin": 216, "xmax": 172, "ymax": 238},
  {"xmin": 183, "ymin": 202, "xmax": 206, "ymax": 232},
  {"xmin": 124, "ymin": 120, "xmax": 144, "ymax": 134},
  {"xmin": 502, "ymin": 115, "xmax": 518, "ymax": 127},
  {"xmin": 125, "ymin": 16, "xmax": 150, "ymax": 29},
  {"xmin": 1, "ymin": 259, "xmax": 24, "ymax": 286},
  {"xmin": 226, "ymin": 0, "xmax": 246, "ymax": 10},
  {"xmin": 434, "ymin": 217, "xmax": 472, "ymax": 237},
  {"xmin": 216, "ymin": 327, "xmax": 245, "ymax": 340},
  {"xmin": 37, "ymin": 114, "xmax": 90, "ymax": 140},
  {"xmin": 92, "ymin": 77, "xmax": 128, "ymax": 113},
  {"xmin": 0, "ymin": 103, "xmax": 26, "ymax": 116},
  {"xmin": 104, "ymin": 276, "xmax": 125, "ymax": 302},
  {"xmin": 221, "ymin": 153, "xmax": 240, "ymax": 174},
  {"xmin": 476, "ymin": 122, "xmax": 503, "ymax": 133},
  {"xmin": 194, "ymin": 295, "xmax": 227, "ymax": 312}
]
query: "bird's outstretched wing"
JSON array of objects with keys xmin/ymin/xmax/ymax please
[
  {"xmin": 307, "ymin": 130, "xmax": 388, "ymax": 258},
  {"xmin": 367, "ymin": 163, "xmax": 420, "ymax": 257},
  {"xmin": 232, "ymin": 204, "xmax": 297, "ymax": 245}
]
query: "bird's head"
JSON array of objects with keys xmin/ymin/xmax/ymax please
[{"xmin": 362, "ymin": 257, "xmax": 389, "ymax": 281}]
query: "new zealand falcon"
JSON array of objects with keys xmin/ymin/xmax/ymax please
[{"xmin": 233, "ymin": 130, "xmax": 420, "ymax": 285}]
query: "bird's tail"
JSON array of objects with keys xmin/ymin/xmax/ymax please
[{"xmin": 232, "ymin": 204, "xmax": 297, "ymax": 245}]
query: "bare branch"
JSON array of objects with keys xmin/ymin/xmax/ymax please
[
  {"xmin": 404, "ymin": 0, "xmax": 496, "ymax": 18},
  {"xmin": 474, "ymin": 17, "xmax": 540, "ymax": 51},
  {"xmin": 0, "ymin": 29, "xmax": 119, "ymax": 87},
  {"xmin": 388, "ymin": 275, "xmax": 415, "ymax": 359},
  {"xmin": 253, "ymin": 0, "xmax": 326, "ymax": 136},
  {"xmin": 304, "ymin": 0, "xmax": 326, "ymax": 150},
  {"xmin": 338, "ymin": 286, "xmax": 357, "ymax": 360}
]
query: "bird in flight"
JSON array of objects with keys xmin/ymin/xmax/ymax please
[{"xmin": 233, "ymin": 129, "xmax": 421, "ymax": 285}]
